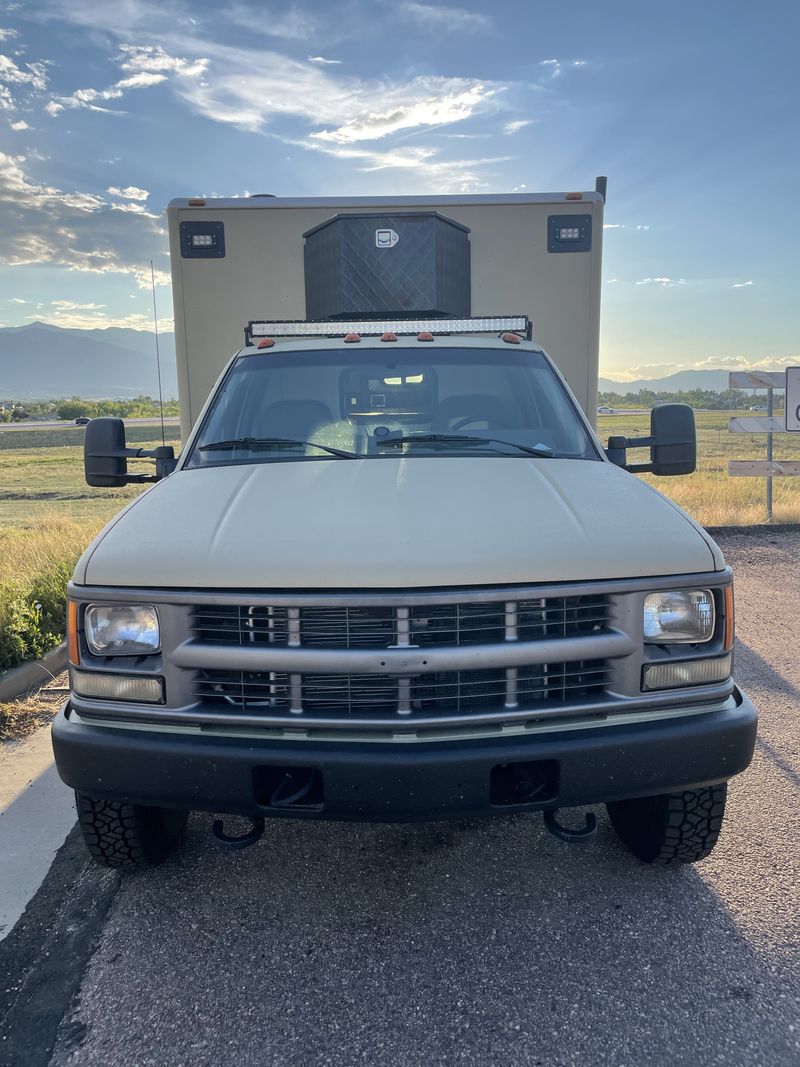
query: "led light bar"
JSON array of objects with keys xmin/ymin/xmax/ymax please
[{"xmin": 245, "ymin": 316, "xmax": 532, "ymax": 345}]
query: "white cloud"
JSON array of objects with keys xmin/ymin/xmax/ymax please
[
  {"xmin": 308, "ymin": 55, "xmax": 341, "ymax": 65},
  {"xmin": 396, "ymin": 2, "xmax": 491, "ymax": 31},
  {"xmin": 47, "ymin": 45, "xmax": 206, "ymax": 116},
  {"xmin": 295, "ymin": 138, "xmax": 511, "ymax": 192},
  {"xmin": 311, "ymin": 80, "xmax": 495, "ymax": 144},
  {"xmin": 635, "ymin": 277, "xmax": 687, "ymax": 287},
  {"xmin": 606, "ymin": 278, "xmax": 618, "ymax": 284},
  {"xmin": 0, "ymin": 152, "xmax": 169, "ymax": 290},
  {"xmin": 603, "ymin": 222, "xmax": 649, "ymax": 231},
  {"xmin": 539, "ymin": 58, "xmax": 587, "ymax": 80},
  {"xmin": 51, "ymin": 300, "xmax": 106, "ymax": 310},
  {"xmin": 504, "ymin": 119, "xmax": 532, "ymax": 135},
  {"xmin": 9, "ymin": 118, "xmax": 28, "ymax": 129},
  {"xmin": 0, "ymin": 28, "xmax": 18, "ymax": 40},
  {"xmin": 117, "ymin": 44, "xmax": 208, "ymax": 78},
  {"xmin": 107, "ymin": 185, "xmax": 149, "ymax": 201},
  {"xmin": 0, "ymin": 53, "xmax": 48, "ymax": 90},
  {"xmin": 732, "ymin": 280, "xmax": 754, "ymax": 288},
  {"xmin": 10, "ymin": 297, "xmax": 27, "ymax": 303},
  {"xmin": 603, "ymin": 223, "xmax": 622, "ymax": 229}
]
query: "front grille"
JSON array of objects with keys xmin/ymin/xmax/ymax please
[
  {"xmin": 188, "ymin": 592, "xmax": 613, "ymax": 727},
  {"xmin": 194, "ymin": 661, "xmax": 609, "ymax": 718},
  {"xmin": 191, "ymin": 596, "xmax": 610, "ymax": 648}
]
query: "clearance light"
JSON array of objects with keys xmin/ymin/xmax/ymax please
[
  {"xmin": 344, "ymin": 333, "xmax": 362, "ymax": 343},
  {"xmin": 417, "ymin": 331, "xmax": 434, "ymax": 342},
  {"xmin": 188, "ymin": 198, "xmax": 206, "ymax": 206},
  {"xmin": 380, "ymin": 332, "xmax": 398, "ymax": 342},
  {"xmin": 246, "ymin": 316, "xmax": 531, "ymax": 344},
  {"xmin": 642, "ymin": 654, "xmax": 731, "ymax": 691},
  {"xmin": 257, "ymin": 338, "xmax": 275, "ymax": 349},
  {"xmin": 72, "ymin": 669, "xmax": 164, "ymax": 704},
  {"xmin": 502, "ymin": 332, "xmax": 521, "ymax": 344}
]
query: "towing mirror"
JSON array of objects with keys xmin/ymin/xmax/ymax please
[
  {"xmin": 84, "ymin": 417, "xmax": 176, "ymax": 487},
  {"xmin": 606, "ymin": 403, "xmax": 696, "ymax": 477},
  {"xmin": 84, "ymin": 417, "xmax": 128, "ymax": 486}
]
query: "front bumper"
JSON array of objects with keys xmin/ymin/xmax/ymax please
[{"xmin": 52, "ymin": 688, "xmax": 757, "ymax": 822}]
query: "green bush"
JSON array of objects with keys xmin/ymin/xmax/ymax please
[{"xmin": 0, "ymin": 518, "xmax": 96, "ymax": 672}]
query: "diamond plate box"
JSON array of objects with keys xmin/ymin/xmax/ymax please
[{"xmin": 303, "ymin": 212, "xmax": 471, "ymax": 320}]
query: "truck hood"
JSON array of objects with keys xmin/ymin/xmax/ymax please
[{"xmin": 76, "ymin": 458, "xmax": 722, "ymax": 589}]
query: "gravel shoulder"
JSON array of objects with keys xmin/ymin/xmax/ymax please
[{"xmin": 7, "ymin": 530, "xmax": 800, "ymax": 1067}]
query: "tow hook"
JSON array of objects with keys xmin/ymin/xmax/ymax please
[
  {"xmin": 543, "ymin": 808, "xmax": 598, "ymax": 843},
  {"xmin": 212, "ymin": 816, "xmax": 265, "ymax": 850}
]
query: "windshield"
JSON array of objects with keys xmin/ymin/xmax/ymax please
[{"xmin": 184, "ymin": 347, "xmax": 600, "ymax": 468}]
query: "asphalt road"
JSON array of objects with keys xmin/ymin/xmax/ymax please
[
  {"xmin": 0, "ymin": 417, "xmax": 179, "ymax": 432},
  {"xmin": 3, "ymin": 529, "xmax": 800, "ymax": 1067}
]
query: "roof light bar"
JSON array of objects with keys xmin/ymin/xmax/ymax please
[{"xmin": 245, "ymin": 316, "xmax": 531, "ymax": 345}]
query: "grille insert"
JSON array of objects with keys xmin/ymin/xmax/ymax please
[{"xmin": 193, "ymin": 661, "xmax": 609, "ymax": 717}]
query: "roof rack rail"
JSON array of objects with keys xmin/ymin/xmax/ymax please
[{"xmin": 244, "ymin": 315, "xmax": 532, "ymax": 346}]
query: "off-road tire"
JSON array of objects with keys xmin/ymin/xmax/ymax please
[
  {"xmin": 76, "ymin": 792, "xmax": 189, "ymax": 870},
  {"xmin": 606, "ymin": 784, "xmax": 727, "ymax": 866}
]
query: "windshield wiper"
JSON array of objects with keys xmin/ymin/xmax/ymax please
[
  {"xmin": 375, "ymin": 433, "xmax": 555, "ymax": 458},
  {"xmin": 199, "ymin": 437, "xmax": 357, "ymax": 459}
]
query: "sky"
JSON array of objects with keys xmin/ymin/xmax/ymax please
[{"xmin": 0, "ymin": 0, "xmax": 798, "ymax": 381}]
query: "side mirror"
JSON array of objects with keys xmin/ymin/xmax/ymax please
[
  {"xmin": 84, "ymin": 417, "xmax": 128, "ymax": 487},
  {"xmin": 650, "ymin": 403, "xmax": 696, "ymax": 476},
  {"xmin": 84, "ymin": 417, "xmax": 176, "ymax": 487},
  {"xmin": 606, "ymin": 403, "xmax": 696, "ymax": 477}
]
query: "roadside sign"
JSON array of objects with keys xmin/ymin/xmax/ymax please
[
  {"xmin": 729, "ymin": 461, "xmax": 800, "ymax": 477},
  {"xmin": 727, "ymin": 370, "xmax": 788, "ymax": 522},
  {"xmin": 785, "ymin": 367, "xmax": 800, "ymax": 432},
  {"xmin": 729, "ymin": 416, "xmax": 786, "ymax": 433},
  {"xmin": 728, "ymin": 371, "xmax": 786, "ymax": 389}
]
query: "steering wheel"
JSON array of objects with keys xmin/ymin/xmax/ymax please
[{"xmin": 450, "ymin": 415, "xmax": 490, "ymax": 431}]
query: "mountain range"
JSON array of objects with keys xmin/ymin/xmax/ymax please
[
  {"xmin": 0, "ymin": 322, "xmax": 772, "ymax": 400},
  {"xmin": 0, "ymin": 322, "xmax": 178, "ymax": 399},
  {"xmin": 598, "ymin": 369, "xmax": 746, "ymax": 394}
]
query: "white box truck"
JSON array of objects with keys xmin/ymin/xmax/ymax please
[{"xmin": 53, "ymin": 182, "xmax": 756, "ymax": 868}]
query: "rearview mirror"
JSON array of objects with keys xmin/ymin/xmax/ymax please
[
  {"xmin": 84, "ymin": 417, "xmax": 176, "ymax": 487},
  {"xmin": 605, "ymin": 403, "xmax": 696, "ymax": 477}
]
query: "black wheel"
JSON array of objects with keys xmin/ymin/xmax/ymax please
[
  {"xmin": 606, "ymin": 784, "xmax": 727, "ymax": 866},
  {"xmin": 75, "ymin": 792, "xmax": 189, "ymax": 870}
]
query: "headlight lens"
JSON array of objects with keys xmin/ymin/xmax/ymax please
[
  {"xmin": 643, "ymin": 589, "xmax": 714, "ymax": 643},
  {"xmin": 644, "ymin": 593, "xmax": 712, "ymax": 640},
  {"xmin": 84, "ymin": 604, "xmax": 160, "ymax": 655}
]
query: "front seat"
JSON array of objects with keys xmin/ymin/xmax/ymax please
[
  {"xmin": 261, "ymin": 400, "xmax": 333, "ymax": 439},
  {"xmin": 433, "ymin": 394, "xmax": 508, "ymax": 433}
]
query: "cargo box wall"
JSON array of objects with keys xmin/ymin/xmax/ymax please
[{"xmin": 167, "ymin": 194, "xmax": 604, "ymax": 439}]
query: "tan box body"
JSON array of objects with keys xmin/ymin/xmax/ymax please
[{"xmin": 167, "ymin": 193, "xmax": 604, "ymax": 438}]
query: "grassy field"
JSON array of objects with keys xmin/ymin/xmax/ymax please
[
  {"xmin": 0, "ymin": 411, "xmax": 798, "ymax": 671},
  {"xmin": 599, "ymin": 410, "xmax": 800, "ymax": 526}
]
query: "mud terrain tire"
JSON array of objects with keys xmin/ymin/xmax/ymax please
[
  {"xmin": 606, "ymin": 784, "xmax": 727, "ymax": 865},
  {"xmin": 76, "ymin": 792, "xmax": 188, "ymax": 870}
]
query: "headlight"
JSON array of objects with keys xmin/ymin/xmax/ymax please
[
  {"xmin": 643, "ymin": 589, "xmax": 714, "ymax": 643},
  {"xmin": 84, "ymin": 604, "xmax": 160, "ymax": 655}
]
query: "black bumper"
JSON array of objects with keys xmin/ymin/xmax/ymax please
[{"xmin": 52, "ymin": 690, "xmax": 757, "ymax": 822}]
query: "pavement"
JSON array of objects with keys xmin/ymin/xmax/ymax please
[{"xmin": 1, "ymin": 528, "xmax": 799, "ymax": 1066}]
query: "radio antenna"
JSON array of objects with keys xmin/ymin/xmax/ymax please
[{"xmin": 150, "ymin": 260, "xmax": 166, "ymax": 448}]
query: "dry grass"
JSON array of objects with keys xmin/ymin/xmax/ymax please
[
  {"xmin": 0, "ymin": 670, "xmax": 69, "ymax": 740},
  {"xmin": 598, "ymin": 411, "xmax": 800, "ymax": 526}
]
